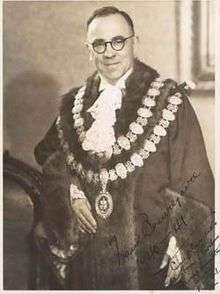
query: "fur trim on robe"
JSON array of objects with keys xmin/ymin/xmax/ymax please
[{"xmin": 34, "ymin": 59, "xmax": 214, "ymax": 290}]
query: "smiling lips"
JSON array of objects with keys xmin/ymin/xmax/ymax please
[{"xmin": 104, "ymin": 62, "xmax": 120, "ymax": 67}]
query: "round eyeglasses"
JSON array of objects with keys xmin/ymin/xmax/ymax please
[{"xmin": 89, "ymin": 34, "xmax": 134, "ymax": 54}]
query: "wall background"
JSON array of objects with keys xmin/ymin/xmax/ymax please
[{"xmin": 3, "ymin": 1, "xmax": 214, "ymax": 171}]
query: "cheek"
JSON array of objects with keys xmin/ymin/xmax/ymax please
[
  {"xmin": 94, "ymin": 56, "xmax": 102, "ymax": 69},
  {"xmin": 121, "ymin": 47, "xmax": 134, "ymax": 61},
  {"xmin": 120, "ymin": 52, "xmax": 133, "ymax": 69}
]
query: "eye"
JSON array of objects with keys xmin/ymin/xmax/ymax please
[
  {"xmin": 93, "ymin": 40, "xmax": 105, "ymax": 47},
  {"xmin": 111, "ymin": 38, "xmax": 125, "ymax": 50},
  {"xmin": 112, "ymin": 38, "xmax": 124, "ymax": 46},
  {"xmin": 92, "ymin": 40, "xmax": 106, "ymax": 53}
]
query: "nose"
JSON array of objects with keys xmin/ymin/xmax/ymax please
[{"xmin": 104, "ymin": 42, "xmax": 116, "ymax": 58}]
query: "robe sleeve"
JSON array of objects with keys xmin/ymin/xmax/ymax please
[
  {"xmin": 34, "ymin": 119, "xmax": 61, "ymax": 166},
  {"xmin": 166, "ymin": 94, "xmax": 214, "ymax": 289},
  {"xmin": 168, "ymin": 94, "xmax": 214, "ymax": 207},
  {"xmin": 34, "ymin": 119, "xmax": 81, "ymax": 249},
  {"xmin": 33, "ymin": 119, "xmax": 82, "ymax": 286}
]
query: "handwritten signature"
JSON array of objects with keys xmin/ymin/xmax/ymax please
[
  {"xmin": 180, "ymin": 171, "xmax": 201, "ymax": 196},
  {"xmin": 79, "ymin": 171, "xmax": 216, "ymax": 290},
  {"xmin": 107, "ymin": 171, "xmax": 201, "ymax": 267},
  {"xmin": 108, "ymin": 213, "xmax": 187, "ymax": 266},
  {"xmin": 105, "ymin": 171, "xmax": 217, "ymax": 290},
  {"xmin": 167, "ymin": 218, "xmax": 217, "ymax": 290}
]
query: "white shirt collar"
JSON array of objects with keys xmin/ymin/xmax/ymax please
[{"xmin": 99, "ymin": 67, "xmax": 133, "ymax": 91}]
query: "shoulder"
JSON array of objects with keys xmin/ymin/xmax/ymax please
[
  {"xmin": 160, "ymin": 80, "xmax": 198, "ymax": 139},
  {"xmin": 156, "ymin": 77, "xmax": 192, "ymax": 108},
  {"xmin": 59, "ymin": 87, "xmax": 81, "ymax": 116},
  {"xmin": 151, "ymin": 77, "xmax": 195, "ymax": 138},
  {"xmin": 59, "ymin": 71, "xmax": 99, "ymax": 116},
  {"xmin": 134, "ymin": 59, "xmax": 189, "ymax": 106}
]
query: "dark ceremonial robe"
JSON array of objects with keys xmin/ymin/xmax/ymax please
[{"xmin": 34, "ymin": 59, "xmax": 214, "ymax": 290}]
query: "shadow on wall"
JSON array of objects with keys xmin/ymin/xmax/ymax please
[{"xmin": 4, "ymin": 71, "xmax": 61, "ymax": 169}]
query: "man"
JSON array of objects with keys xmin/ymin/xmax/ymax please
[{"xmin": 34, "ymin": 6, "xmax": 214, "ymax": 290}]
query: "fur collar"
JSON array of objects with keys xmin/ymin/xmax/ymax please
[{"xmin": 59, "ymin": 59, "xmax": 176, "ymax": 171}]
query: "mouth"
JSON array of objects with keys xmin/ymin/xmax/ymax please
[{"xmin": 104, "ymin": 62, "xmax": 120, "ymax": 67}]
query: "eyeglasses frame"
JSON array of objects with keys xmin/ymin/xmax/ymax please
[{"xmin": 87, "ymin": 34, "xmax": 135, "ymax": 54}]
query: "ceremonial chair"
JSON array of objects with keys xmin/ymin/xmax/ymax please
[{"xmin": 3, "ymin": 151, "xmax": 44, "ymax": 289}]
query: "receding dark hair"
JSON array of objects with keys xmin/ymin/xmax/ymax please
[{"xmin": 87, "ymin": 6, "xmax": 135, "ymax": 34}]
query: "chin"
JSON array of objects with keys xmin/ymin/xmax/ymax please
[{"xmin": 105, "ymin": 71, "xmax": 124, "ymax": 83}]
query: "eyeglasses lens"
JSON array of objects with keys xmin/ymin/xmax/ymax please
[
  {"xmin": 112, "ymin": 39, "xmax": 124, "ymax": 51},
  {"xmin": 93, "ymin": 43, "xmax": 106, "ymax": 54},
  {"xmin": 92, "ymin": 35, "xmax": 133, "ymax": 54}
]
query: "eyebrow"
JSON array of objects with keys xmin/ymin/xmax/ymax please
[{"xmin": 92, "ymin": 35, "xmax": 125, "ymax": 43}]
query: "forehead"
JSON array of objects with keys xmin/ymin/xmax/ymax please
[{"xmin": 87, "ymin": 14, "xmax": 132, "ymax": 41}]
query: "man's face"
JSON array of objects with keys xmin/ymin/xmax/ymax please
[{"xmin": 87, "ymin": 13, "xmax": 135, "ymax": 84}]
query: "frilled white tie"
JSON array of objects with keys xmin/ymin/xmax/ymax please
[{"xmin": 82, "ymin": 85, "xmax": 123, "ymax": 154}]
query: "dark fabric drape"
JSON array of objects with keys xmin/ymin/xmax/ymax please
[{"xmin": 34, "ymin": 60, "xmax": 214, "ymax": 290}]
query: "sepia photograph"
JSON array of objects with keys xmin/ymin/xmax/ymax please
[{"xmin": 3, "ymin": 0, "xmax": 217, "ymax": 291}]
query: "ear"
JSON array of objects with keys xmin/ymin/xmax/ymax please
[
  {"xmin": 133, "ymin": 35, "xmax": 140, "ymax": 56},
  {"xmin": 135, "ymin": 35, "xmax": 140, "ymax": 44},
  {"xmin": 133, "ymin": 35, "xmax": 139, "ymax": 46},
  {"xmin": 87, "ymin": 44, "xmax": 94, "ymax": 61}
]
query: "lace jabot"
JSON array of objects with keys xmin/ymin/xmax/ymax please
[{"xmin": 82, "ymin": 68, "xmax": 133, "ymax": 156}]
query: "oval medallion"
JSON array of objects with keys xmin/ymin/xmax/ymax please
[
  {"xmin": 93, "ymin": 173, "xmax": 99, "ymax": 183},
  {"xmin": 86, "ymin": 169, "xmax": 94, "ymax": 183},
  {"xmin": 74, "ymin": 118, "xmax": 84, "ymax": 128},
  {"xmin": 95, "ymin": 191, "xmax": 113, "ymax": 219},
  {"xmin": 168, "ymin": 96, "xmax": 182, "ymax": 105},
  {"xmin": 130, "ymin": 153, "xmax": 144, "ymax": 167},
  {"xmin": 74, "ymin": 98, "xmax": 83, "ymax": 106},
  {"xmin": 73, "ymin": 113, "xmax": 81, "ymax": 120},
  {"xmin": 142, "ymin": 97, "xmax": 156, "ymax": 107},
  {"xmin": 147, "ymin": 88, "xmax": 160, "ymax": 96},
  {"xmin": 115, "ymin": 163, "xmax": 127, "ymax": 179},
  {"xmin": 79, "ymin": 131, "xmax": 86, "ymax": 142},
  {"xmin": 75, "ymin": 90, "xmax": 85, "ymax": 100},
  {"xmin": 127, "ymin": 131, "xmax": 137, "ymax": 142},
  {"xmin": 150, "ymin": 134, "xmax": 161, "ymax": 144},
  {"xmin": 66, "ymin": 154, "xmax": 75, "ymax": 165},
  {"xmin": 137, "ymin": 117, "xmax": 148, "ymax": 126},
  {"xmin": 137, "ymin": 108, "xmax": 152, "ymax": 118},
  {"xmin": 72, "ymin": 104, "xmax": 83, "ymax": 114},
  {"xmin": 167, "ymin": 104, "xmax": 178, "ymax": 113},
  {"xmin": 139, "ymin": 149, "xmax": 150, "ymax": 159},
  {"xmin": 159, "ymin": 119, "xmax": 170, "ymax": 129},
  {"xmin": 154, "ymin": 125, "xmax": 167, "ymax": 136},
  {"xmin": 162, "ymin": 109, "xmax": 175, "ymax": 121},
  {"xmin": 58, "ymin": 129, "xmax": 64, "ymax": 139},
  {"xmin": 117, "ymin": 136, "xmax": 131, "ymax": 150},
  {"xmin": 76, "ymin": 162, "xmax": 83, "ymax": 173},
  {"xmin": 109, "ymin": 169, "xmax": 118, "ymax": 181},
  {"xmin": 144, "ymin": 139, "xmax": 157, "ymax": 152},
  {"xmin": 82, "ymin": 140, "xmax": 91, "ymax": 151},
  {"xmin": 151, "ymin": 81, "xmax": 164, "ymax": 88},
  {"xmin": 100, "ymin": 168, "xmax": 109, "ymax": 183},
  {"xmin": 113, "ymin": 144, "xmax": 122, "ymax": 155},
  {"xmin": 125, "ymin": 161, "xmax": 135, "ymax": 173},
  {"xmin": 130, "ymin": 122, "xmax": 144, "ymax": 135}
]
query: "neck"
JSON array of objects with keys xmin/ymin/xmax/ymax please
[{"xmin": 99, "ymin": 66, "xmax": 133, "ymax": 86}]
